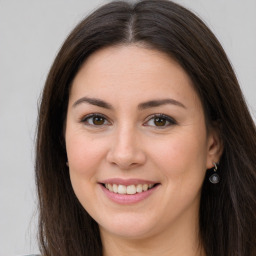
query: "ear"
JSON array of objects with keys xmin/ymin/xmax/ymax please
[{"xmin": 206, "ymin": 122, "xmax": 223, "ymax": 169}]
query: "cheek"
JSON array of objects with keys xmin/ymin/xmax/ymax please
[
  {"xmin": 66, "ymin": 134, "xmax": 105, "ymax": 174},
  {"xmin": 65, "ymin": 135, "xmax": 106, "ymax": 209},
  {"xmin": 65, "ymin": 133, "xmax": 108, "ymax": 207},
  {"xmin": 148, "ymin": 132, "xmax": 208, "ymax": 219},
  {"xmin": 149, "ymin": 130, "xmax": 208, "ymax": 183}
]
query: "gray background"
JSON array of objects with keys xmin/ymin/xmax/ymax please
[{"xmin": 0, "ymin": 1, "xmax": 255, "ymax": 255}]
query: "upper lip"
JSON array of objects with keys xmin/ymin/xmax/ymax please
[{"xmin": 99, "ymin": 178, "xmax": 159, "ymax": 186}]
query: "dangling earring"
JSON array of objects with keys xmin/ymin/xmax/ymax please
[{"xmin": 209, "ymin": 162, "xmax": 220, "ymax": 184}]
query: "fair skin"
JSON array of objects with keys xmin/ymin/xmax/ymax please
[{"xmin": 65, "ymin": 45, "xmax": 222, "ymax": 256}]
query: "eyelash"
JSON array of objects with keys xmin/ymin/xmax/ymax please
[
  {"xmin": 81, "ymin": 113, "xmax": 110, "ymax": 126},
  {"xmin": 144, "ymin": 114, "xmax": 177, "ymax": 128},
  {"xmin": 80, "ymin": 113, "xmax": 177, "ymax": 128}
]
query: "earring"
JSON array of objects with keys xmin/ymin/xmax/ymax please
[{"xmin": 209, "ymin": 162, "xmax": 220, "ymax": 184}]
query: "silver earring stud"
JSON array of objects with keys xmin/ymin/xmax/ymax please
[{"xmin": 209, "ymin": 162, "xmax": 220, "ymax": 184}]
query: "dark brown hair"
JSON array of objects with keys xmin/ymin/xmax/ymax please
[{"xmin": 36, "ymin": 1, "xmax": 256, "ymax": 255}]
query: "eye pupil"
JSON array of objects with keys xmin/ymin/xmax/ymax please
[
  {"xmin": 154, "ymin": 117, "xmax": 166, "ymax": 126},
  {"xmin": 93, "ymin": 116, "xmax": 104, "ymax": 125}
]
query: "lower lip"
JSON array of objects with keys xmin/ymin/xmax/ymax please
[{"xmin": 100, "ymin": 184, "xmax": 159, "ymax": 205}]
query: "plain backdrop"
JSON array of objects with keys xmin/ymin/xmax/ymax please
[{"xmin": 0, "ymin": 1, "xmax": 255, "ymax": 255}]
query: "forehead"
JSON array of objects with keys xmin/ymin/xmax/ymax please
[{"xmin": 70, "ymin": 44, "xmax": 201, "ymax": 109}]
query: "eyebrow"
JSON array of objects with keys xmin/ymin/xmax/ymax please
[
  {"xmin": 72, "ymin": 97, "xmax": 186, "ymax": 110},
  {"xmin": 138, "ymin": 99, "xmax": 186, "ymax": 110},
  {"xmin": 72, "ymin": 97, "xmax": 113, "ymax": 109}
]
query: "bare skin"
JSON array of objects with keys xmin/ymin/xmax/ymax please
[{"xmin": 65, "ymin": 44, "xmax": 222, "ymax": 256}]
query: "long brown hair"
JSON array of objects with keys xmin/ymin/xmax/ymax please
[{"xmin": 36, "ymin": 1, "xmax": 256, "ymax": 255}]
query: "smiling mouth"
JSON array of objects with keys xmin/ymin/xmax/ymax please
[{"xmin": 102, "ymin": 183, "xmax": 159, "ymax": 195}]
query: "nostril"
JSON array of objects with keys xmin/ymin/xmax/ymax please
[{"xmin": 106, "ymin": 141, "xmax": 146, "ymax": 169}]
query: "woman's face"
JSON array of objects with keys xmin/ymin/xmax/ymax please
[{"xmin": 65, "ymin": 45, "xmax": 220, "ymax": 240}]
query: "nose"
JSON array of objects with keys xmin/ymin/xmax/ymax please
[{"xmin": 106, "ymin": 125, "xmax": 146, "ymax": 170}]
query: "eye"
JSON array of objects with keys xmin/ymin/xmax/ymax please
[
  {"xmin": 81, "ymin": 114, "xmax": 110, "ymax": 126},
  {"xmin": 144, "ymin": 114, "xmax": 177, "ymax": 128}
]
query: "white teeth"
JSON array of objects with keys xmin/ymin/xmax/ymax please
[
  {"xmin": 142, "ymin": 184, "xmax": 148, "ymax": 191},
  {"xmin": 113, "ymin": 184, "xmax": 118, "ymax": 193},
  {"xmin": 118, "ymin": 185, "xmax": 126, "ymax": 194},
  {"xmin": 108, "ymin": 184, "xmax": 113, "ymax": 192},
  {"xmin": 127, "ymin": 185, "xmax": 136, "ymax": 195},
  {"xmin": 136, "ymin": 184, "xmax": 143, "ymax": 193},
  {"xmin": 104, "ymin": 183, "xmax": 155, "ymax": 194}
]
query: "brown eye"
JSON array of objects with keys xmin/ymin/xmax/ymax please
[
  {"xmin": 82, "ymin": 114, "xmax": 109, "ymax": 126},
  {"xmin": 154, "ymin": 117, "xmax": 167, "ymax": 126},
  {"xmin": 144, "ymin": 114, "xmax": 177, "ymax": 128},
  {"xmin": 92, "ymin": 116, "xmax": 105, "ymax": 125}
]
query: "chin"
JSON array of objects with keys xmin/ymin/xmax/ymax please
[{"xmin": 97, "ymin": 212, "xmax": 161, "ymax": 239}]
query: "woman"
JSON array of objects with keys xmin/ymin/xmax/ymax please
[{"xmin": 35, "ymin": 0, "xmax": 256, "ymax": 255}]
